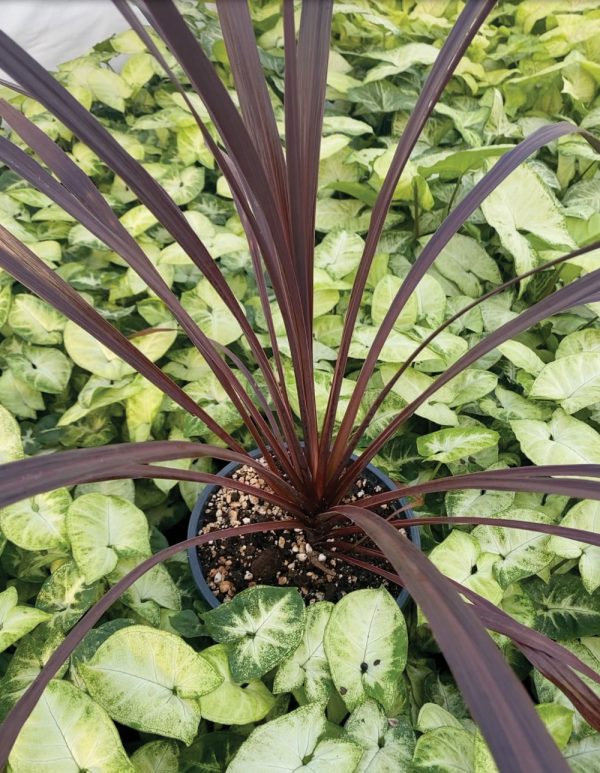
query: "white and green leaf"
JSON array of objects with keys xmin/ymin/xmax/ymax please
[
  {"xmin": 324, "ymin": 587, "xmax": 408, "ymax": 712},
  {"xmin": 202, "ymin": 586, "xmax": 305, "ymax": 682}
]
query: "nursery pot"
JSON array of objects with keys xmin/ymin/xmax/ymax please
[{"xmin": 187, "ymin": 449, "xmax": 420, "ymax": 610}]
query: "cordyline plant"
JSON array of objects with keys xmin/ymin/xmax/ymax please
[{"xmin": 1, "ymin": 0, "xmax": 600, "ymax": 770}]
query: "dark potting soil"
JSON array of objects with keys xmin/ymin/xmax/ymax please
[{"xmin": 195, "ymin": 461, "xmax": 409, "ymax": 604}]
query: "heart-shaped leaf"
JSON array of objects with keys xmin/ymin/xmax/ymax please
[
  {"xmin": 202, "ymin": 585, "xmax": 305, "ymax": 681},
  {"xmin": 274, "ymin": 601, "xmax": 334, "ymax": 703},
  {"xmin": 324, "ymin": 587, "xmax": 408, "ymax": 712},
  {"xmin": 0, "ymin": 587, "xmax": 49, "ymax": 654},
  {"xmin": 227, "ymin": 703, "xmax": 361, "ymax": 773},
  {"xmin": 67, "ymin": 493, "xmax": 151, "ymax": 583},
  {"xmin": 199, "ymin": 643, "xmax": 275, "ymax": 725},
  {"xmin": 80, "ymin": 625, "xmax": 221, "ymax": 743},
  {"xmin": 130, "ymin": 740, "xmax": 179, "ymax": 772},
  {"xmin": 0, "ymin": 488, "xmax": 71, "ymax": 552},
  {"xmin": 8, "ymin": 679, "xmax": 133, "ymax": 772},
  {"xmin": 345, "ymin": 699, "xmax": 415, "ymax": 772}
]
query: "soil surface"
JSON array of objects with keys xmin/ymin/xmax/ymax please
[{"xmin": 195, "ymin": 461, "xmax": 411, "ymax": 604}]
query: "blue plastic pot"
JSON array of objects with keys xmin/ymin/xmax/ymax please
[{"xmin": 187, "ymin": 449, "xmax": 420, "ymax": 609}]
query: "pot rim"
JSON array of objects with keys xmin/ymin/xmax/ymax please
[{"xmin": 187, "ymin": 449, "xmax": 421, "ymax": 609}]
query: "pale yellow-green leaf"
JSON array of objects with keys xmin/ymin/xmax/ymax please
[
  {"xmin": 8, "ymin": 679, "xmax": 133, "ymax": 772},
  {"xmin": 512, "ymin": 409, "xmax": 600, "ymax": 465},
  {"xmin": 0, "ymin": 404, "xmax": 23, "ymax": 463},
  {"xmin": 531, "ymin": 353, "xmax": 600, "ymax": 413},
  {"xmin": 80, "ymin": 626, "xmax": 221, "ymax": 744},
  {"xmin": 0, "ymin": 587, "xmax": 50, "ymax": 654},
  {"xmin": 67, "ymin": 494, "xmax": 151, "ymax": 583},
  {"xmin": 0, "ymin": 488, "xmax": 71, "ymax": 552},
  {"xmin": 199, "ymin": 644, "xmax": 275, "ymax": 725}
]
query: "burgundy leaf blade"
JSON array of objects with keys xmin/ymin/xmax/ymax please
[{"xmin": 332, "ymin": 505, "xmax": 568, "ymax": 771}]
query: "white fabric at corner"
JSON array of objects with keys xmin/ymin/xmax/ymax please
[{"xmin": 0, "ymin": 1, "xmax": 141, "ymax": 76}]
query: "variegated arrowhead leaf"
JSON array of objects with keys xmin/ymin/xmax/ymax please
[
  {"xmin": 473, "ymin": 508, "xmax": 556, "ymax": 589},
  {"xmin": 67, "ymin": 493, "xmax": 151, "ymax": 583},
  {"xmin": 0, "ymin": 586, "xmax": 50, "ymax": 654},
  {"xmin": 227, "ymin": 703, "xmax": 362, "ymax": 773},
  {"xmin": 274, "ymin": 601, "xmax": 334, "ymax": 702},
  {"xmin": 0, "ymin": 488, "xmax": 71, "ymax": 552},
  {"xmin": 511, "ymin": 409, "xmax": 600, "ymax": 465},
  {"xmin": 416, "ymin": 426, "xmax": 499, "ymax": 463},
  {"xmin": 549, "ymin": 500, "xmax": 600, "ymax": 593},
  {"xmin": 199, "ymin": 643, "xmax": 275, "ymax": 725},
  {"xmin": 324, "ymin": 587, "xmax": 408, "ymax": 712},
  {"xmin": 497, "ymin": 340, "xmax": 545, "ymax": 376},
  {"xmin": 202, "ymin": 585, "xmax": 305, "ymax": 681},
  {"xmin": 130, "ymin": 740, "xmax": 179, "ymax": 772},
  {"xmin": 412, "ymin": 725, "xmax": 475, "ymax": 773},
  {"xmin": 416, "ymin": 703, "xmax": 465, "ymax": 733},
  {"xmin": 525, "ymin": 575, "xmax": 600, "ymax": 640},
  {"xmin": 107, "ymin": 552, "xmax": 181, "ymax": 627},
  {"xmin": 0, "ymin": 403, "xmax": 23, "ymax": 463},
  {"xmin": 35, "ymin": 561, "xmax": 103, "ymax": 633},
  {"xmin": 0, "ymin": 626, "xmax": 66, "ymax": 716},
  {"xmin": 564, "ymin": 735, "xmax": 600, "ymax": 773},
  {"xmin": 531, "ymin": 352, "xmax": 600, "ymax": 413},
  {"xmin": 79, "ymin": 625, "xmax": 221, "ymax": 744},
  {"xmin": 345, "ymin": 699, "xmax": 415, "ymax": 772},
  {"xmin": 8, "ymin": 679, "xmax": 133, "ymax": 772},
  {"xmin": 427, "ymin": 530, "xmax": 504, "ymax": 604}
]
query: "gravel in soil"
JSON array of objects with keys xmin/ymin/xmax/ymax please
[{"xmin": 195, "ymin": 461, "xmax": 409, "ymax": 604}]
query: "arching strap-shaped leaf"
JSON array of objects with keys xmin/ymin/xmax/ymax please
[
  {"xmin": 0, "ymin": 522, "xmax": 303, "ymax": 767},
  {"xmin": 8, "ymin": 680, "xmax": 133, "ymax": 772},
  {"xmin": 79, "ymin": 625, "xmax": 221, "ymax": 744},
  {"xmin": 359, "ymin": 465, "xmax": 600, "ymax": 509},
  {"xmin": 0, "ymin": 441, "xmax": 307, "ymax": 513},
  {"xmin": 202, "ymin": 586, "xmax": 305, "ymax": 682},
  {"xmin": 331, "ymin": 505, "xmax": 569, "ymax": 772},
  {"xmin": 282, "ymin": 0, "xmax": 333, "ymax": 316},
  {"xmin": 0, "ymin": 224, "xmax": 239, "ymax": 450},
  {"xmin": 331, "ymin": 123, "xmax": 600, "ymax": 481},
  {"xmin": 456, "ymin": 584, "xmax": 600, "ymax": 730},
  {"xmin": 0, "ymin": 127, "xmax": 287, "ymax": 477},
  {"xmin": 216, "ymin": 0, "xmax": 289, "ymax": 236},
  {"xmin": 339, "ymin": 262, "xmax": 600, "ymax": 496},
  {"xmin": 323, "ymin": 587, "xmax": 407, "ymax": 713},
  {"xmin": 320, "ymin": 0, "xmax": 496, "ymax": 457}
]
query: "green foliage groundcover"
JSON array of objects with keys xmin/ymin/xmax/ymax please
[{"xmin": 1, "ymin": 0, "xmax": 600, "ymax": 769}]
